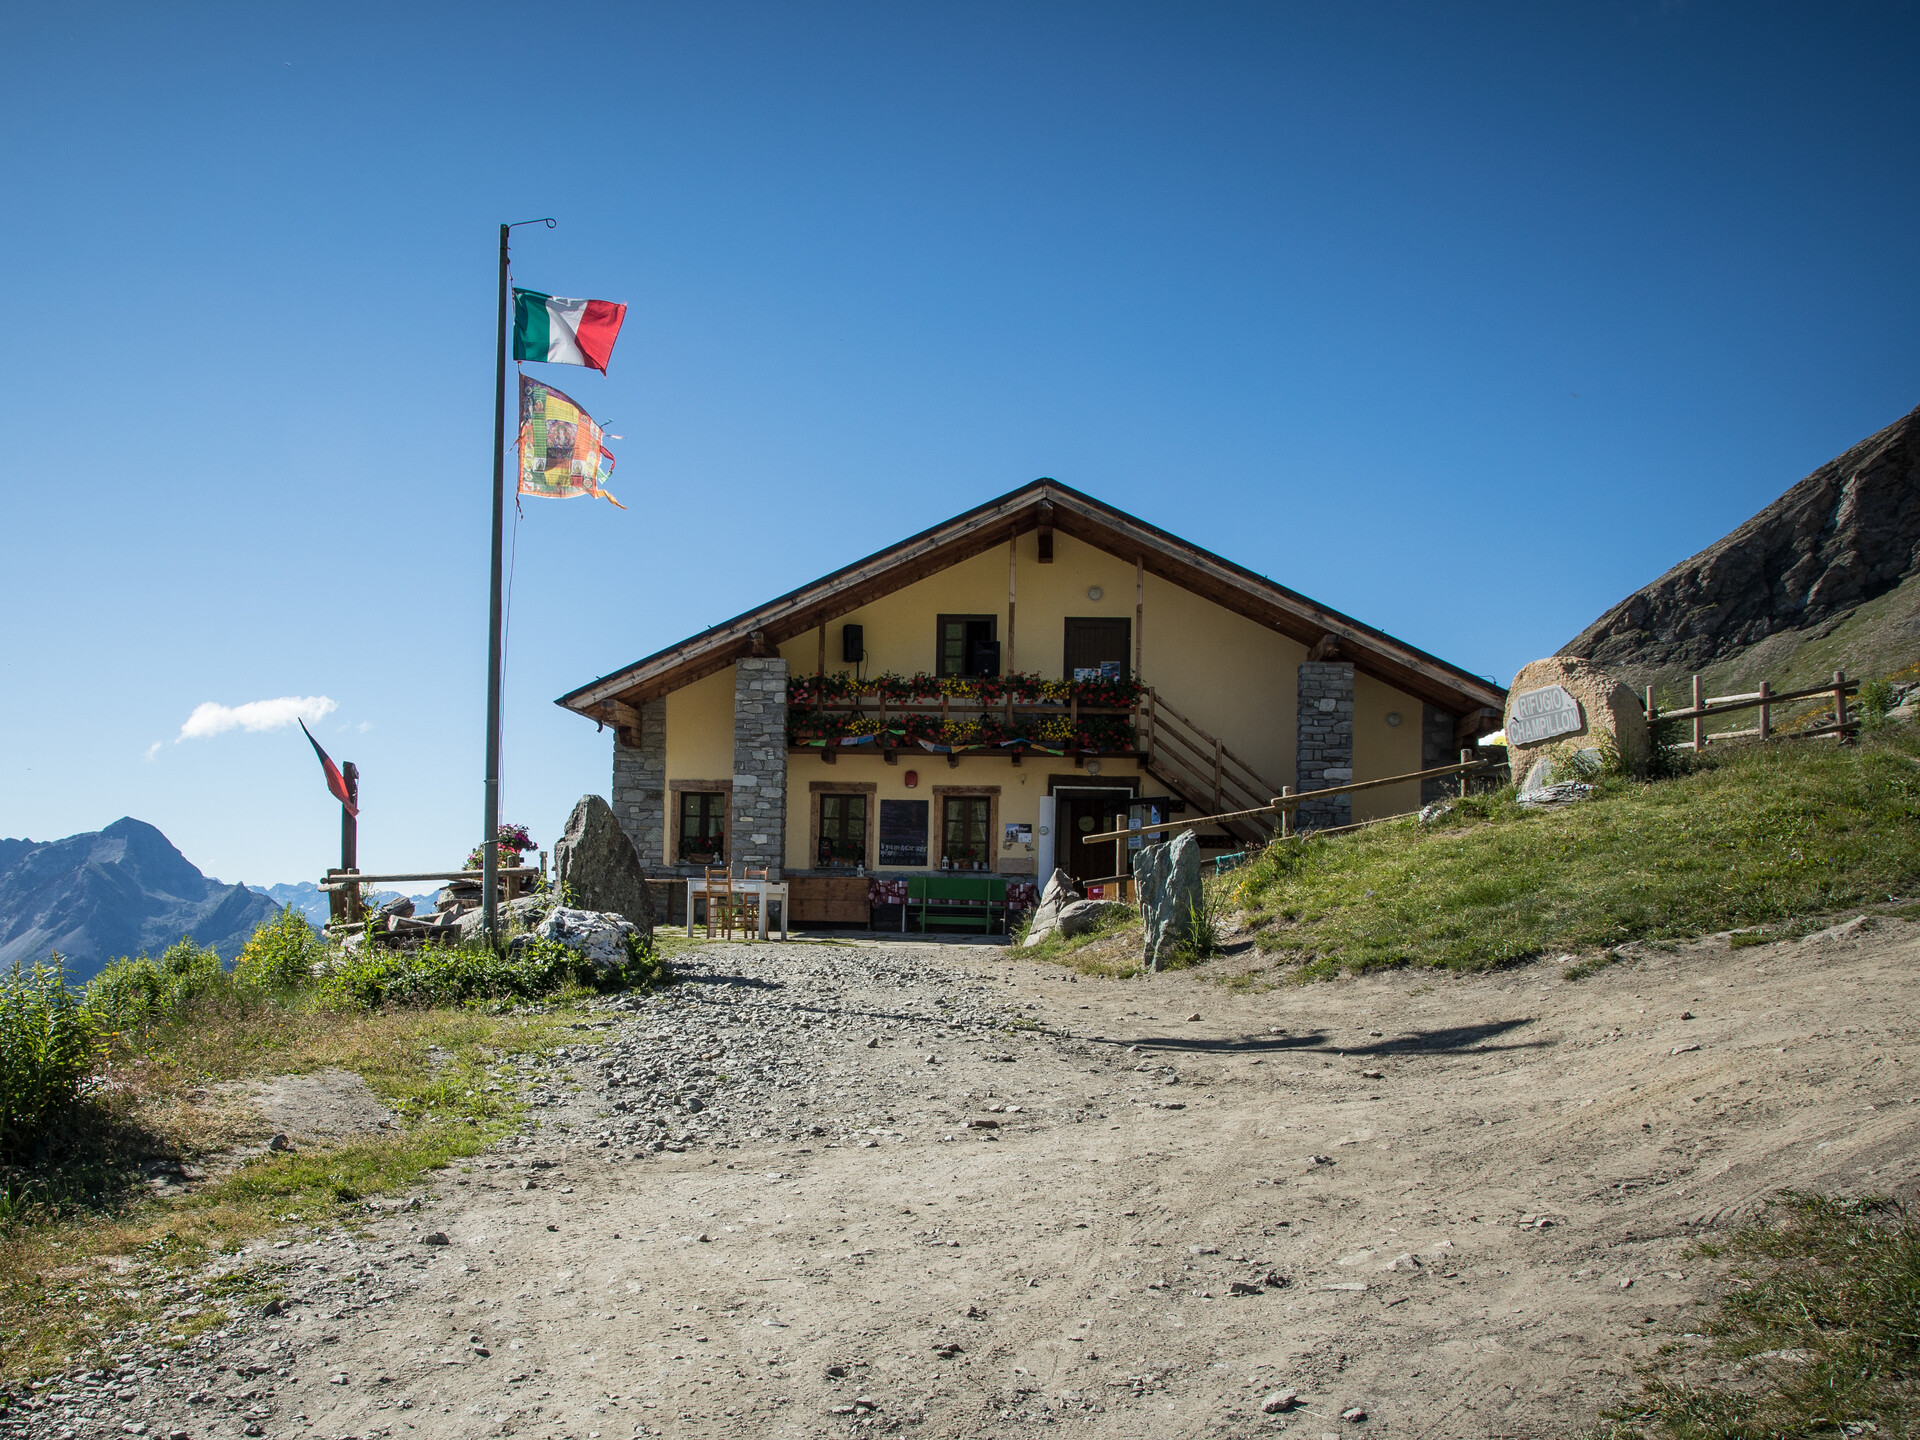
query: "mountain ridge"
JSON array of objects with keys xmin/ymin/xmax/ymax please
[{"xmin": 1562, "ymin": 402, "xmax": 1920, "ymax": 695}]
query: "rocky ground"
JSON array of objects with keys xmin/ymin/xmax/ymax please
[{"xmin": 16, "ymin": 917, "xmax": 1920, "ymax": 1440}]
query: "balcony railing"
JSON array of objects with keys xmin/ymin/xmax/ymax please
[{"xmin": 788, "ymin": 672, "xmax": 1142, "ymax": 757}]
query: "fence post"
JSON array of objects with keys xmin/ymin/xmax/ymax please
[
  {"xmin": 1692, "ymin": 674, "xmax": 1706, "ymax": 752},
  {"xmin": 1213, "ymin": 738, "xmax": 1224, "ymax": 811},
  {"xmin": 1645, "ymin": 684, "xmax": 1656, "ymax": 723},
  {"xmin": 1278, "ymin": 786, "xmax": 1292, "ymax": 839},
  {"xmin": 1459, "ymin": 748, "xmax": 1473, "ymax": 798},
  {"xmin": 1834, "ymin": 670, "xmax": 1850, "ymax": 737},
  {"xmin": 1758, "ymin": 680, "xmax": 1771, "ymax": 740}
]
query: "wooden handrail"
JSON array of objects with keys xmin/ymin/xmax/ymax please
[
  {"xmin": 320, "ymin": 867, "xmax": 539, "ymax": 891},
  {"xmin": 1082, "ymin": 756, "xmax": 1497, "ymax": 843}
]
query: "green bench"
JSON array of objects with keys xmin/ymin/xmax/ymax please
[{"xmin": 906, "ymin": 875, "xmax": 1009, "ymax": 934}]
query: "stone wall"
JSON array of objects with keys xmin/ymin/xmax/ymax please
[
  {"xmin": 1295, "ymin": 661, "xmax": 1354, "ymax": 830},
  {"xmin": 609, "ymin": 697, "xmax": 667, "ymax": 870},
  {"xmin": 732, "ymin": 658, "xmax": 790, "ymax": 877},
  {"xmin": 1421, "ymin": 702, "xmax": 1456, "ymax": 805}
]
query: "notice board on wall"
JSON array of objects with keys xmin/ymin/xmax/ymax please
[{"xmin": 878, "ymin": 799, "xmax": 929, "ymax": 868}]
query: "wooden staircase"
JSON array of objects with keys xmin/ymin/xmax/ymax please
[{"xmin": 1136, "ymin": 689, "xmax": 1286, "ymax": 846}]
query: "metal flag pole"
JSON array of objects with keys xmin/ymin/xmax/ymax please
[{"xmin": 484, "ymin": 218, "xmax": 555, "ymax": 944}]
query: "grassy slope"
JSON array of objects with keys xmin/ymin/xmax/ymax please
[{"xmin": 1231, "ymin": 725, "xmax": 1920, "ymax": 979}]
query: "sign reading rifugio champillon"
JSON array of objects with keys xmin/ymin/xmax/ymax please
[{"xmin": 1507, "ymin": 684, "xmax": 1584, "ymax": 746}]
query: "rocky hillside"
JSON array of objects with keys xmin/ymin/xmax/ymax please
[
  {"xmin": 1563, "ymin": 402, "xmax": 1920, "ymax": 699},
  {"xmin": 0, "ymin": 818, "xmax": 281, "ymax": 980}
]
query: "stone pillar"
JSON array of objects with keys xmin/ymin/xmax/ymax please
[
  {"xmin": 732, "ymin": 658, "xmax": 789, "ymax": 878},
  {"xmin": 1420, "ymin": 702, "xmax": 1456, "ymax": 806},
  {"xmin": 610, "ymin": 698, "xmax": 667, "ymax": 867},
  {"xmin": 1295, "ymin": 662, "xmax": 1354, "ymax": 830}
]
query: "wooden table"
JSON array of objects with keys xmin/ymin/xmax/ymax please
[{"xmin": 684, "ymin": 876, "xmax": 790, "ymax": 940}]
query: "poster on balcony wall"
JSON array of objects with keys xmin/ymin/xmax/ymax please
[{"xmin": 879, "ymin": 800, "xmax": 929, "ymax": 867}]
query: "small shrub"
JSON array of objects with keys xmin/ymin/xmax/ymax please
[
  {"xmin": 319, "ymin": 934, "xmax": 660, "ymax": 1011},
  {"xmin": 234, "ymin": 907, "xmax": 326, "ymax": 991},
  {"xmin": 0, "ymin": 963, "xmax": 104, "ymax": 1160},
  {"xmin": 88, "ymin": 938, "xmax": 238, "ymax": 1030},
  {"xmin": 1860, "ymin": 677, "xmax": 1897, "ymax": 724}
]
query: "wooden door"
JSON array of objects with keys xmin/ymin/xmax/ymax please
[
  {"xmin": 1063, "ymin": 617, "xmax": 1130, "ymax": 680},
  {"xmin": 1056, "ymin": 790, "xmax": 1135, "ymax": 884}
]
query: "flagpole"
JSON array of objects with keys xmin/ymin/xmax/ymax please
[{"xmin": 483, "ymin": 222, "xmax": 510, "ymax": 943}]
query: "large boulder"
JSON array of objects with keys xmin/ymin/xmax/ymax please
[
  {"xmin": 553, "ymin": 794, "xmax": 655, "ymax": 939},
  {"xmin": 528, "ymin": 907, "xmax": 642, "ymax": 972},
  {"xmin": 1504, "ymin": 656, "xmax": 1650, "ymax": 784},
  {"xmin": 1131, "ymin": 831, "xmax": 1202, "ymax": 971},
  {"xmin": 454, "ymin": 894, "xmax": 548, "ymax": 944},
  {"xmin": 1020, "ymin": 869, "xmax": 1082, "ymax": 947}
]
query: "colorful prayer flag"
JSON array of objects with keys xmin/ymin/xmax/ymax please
[
  {"xmin": 512, "ymin": 289, "xmax": 626, "ymax": 373},
  {"xmin": 298, "ymin": 719, "xmax": 357, "ymax": 818},
  {"xmin": 517, "ymin": 375, "xmax": 623, "ymax": 508}
]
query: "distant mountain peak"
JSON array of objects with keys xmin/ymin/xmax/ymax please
[{"xmin": 0, "ymin": 820, "xmax": 280, "ymax": 981}]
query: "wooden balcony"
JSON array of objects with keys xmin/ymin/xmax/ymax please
[{"xmin": 788, "ymin": 690, "xmax": 1138, "ymax": 764}]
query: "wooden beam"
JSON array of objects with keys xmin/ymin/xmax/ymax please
[
  {"xmin": 612, "ymin": 699, "xmax": 643, "ymax": 749},
  {"xmin": 1037, "ymin": 500, "xmax": 1054, "ymax": 563},
  {"xmin": 1307, "ymin": 633, "xmax": 1342, "ymax": 662},
  {"xmin": 1134, "ymin": 555, "xmax": 1144, "ymax": 681}
]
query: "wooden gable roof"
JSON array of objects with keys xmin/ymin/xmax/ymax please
[{"xmin": 556, "ymin": 479, "xmax": 1506, "ymax": 723}]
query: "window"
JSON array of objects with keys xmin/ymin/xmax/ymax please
[
  {"xmin": 677, "ymin": 791, "xmax": 726, "ymax": 864},
  {"xmin": 816, "ymin": 793, "xmax": 868, "ymax": 869},
  {"xmin": 936, "ymin": 614, "xmax": 999, "ymax": 678},
  {"xmin": 942, "ymin": 795, "xmax": 992, "ymax": 869}
]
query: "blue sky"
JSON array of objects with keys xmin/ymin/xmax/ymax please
[{"xmin": 3, "ymin": 1, "xmax": 1917, "ymax": 887}]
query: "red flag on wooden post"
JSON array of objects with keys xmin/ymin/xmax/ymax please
[{"xmin": 299, "ymin": 719, "xmax": 359, "ymax": 818}]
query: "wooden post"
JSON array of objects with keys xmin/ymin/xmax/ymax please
[
  {"xmin": 342, "ymin": 762, "xmax": 361, "ymax": 922},
  {"xmin": 1279, "ymin": 786, "xmax": 1292, "ymax": 839},
  {"xmin": 1006, "ymin": 530, "xmax": 1017, "ymax": 674},
  {"xmin": 1134, "ymin": 556, "xmax": 1145, "ymax": 682},
  {"xmin": 1691, "ymin": 674, "xmax": 1705, "ymax": 752},
  {"xmin": 1758, "ymin": 680, "xmax": 1771, "ymax": 740},
  {"xmin": 1212, "ymin": 738, "xmax": 1224, "ymax": 811},
  {"xmin": 1458, "ymin": 748, "xmax": 1472, "ymax": 799},
  {"xmin": 816, "ymin": 623, "xmax": 825, "ymax": 677},
  {"xmin": 1834, "ymin": 670, "xmax": 1850, "ymax": 735},
  {"xmin": 1645, "ymin": 684, "xmax": 1656, "ymax": 723}
]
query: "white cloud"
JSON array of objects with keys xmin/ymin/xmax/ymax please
[
  {"xmin": 143, "ymin": 741, "xmax": 162, "ymax": 762},
  {"xmin": 178, "ymin": 695, "xmax": 337, "ymax": 742}
]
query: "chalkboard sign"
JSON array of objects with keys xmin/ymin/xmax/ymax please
[{"xmin": 878, "ymin": 799, "xmax": 929, "ymax": 867}]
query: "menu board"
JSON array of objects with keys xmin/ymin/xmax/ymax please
[{"xmin": 878, "ymin": 799, "xmax": 929, "ymax": 867}]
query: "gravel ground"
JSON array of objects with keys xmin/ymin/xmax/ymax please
[{"xmin": 14, "ymin": 922, "xmax": 1920, "ymax": 1440}]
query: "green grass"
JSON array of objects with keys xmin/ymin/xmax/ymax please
[
  {"xmin": 1235, "ymin": 727, "xmax": 1920, "ymax": 978},
  {"xmin": 1013, "ymin": 906, "xmax": 1146, "ymax": 978},
  {"xmin": 1602, "ymin": 1193, "xmax": 1920, "ymax": 1440}
]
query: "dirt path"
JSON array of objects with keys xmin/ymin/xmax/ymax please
[{"xmin": 137, "ymin": 918, "xmax": 1920, "ymax": 1440}]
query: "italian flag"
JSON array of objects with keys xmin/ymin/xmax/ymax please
[{"xmin": 512, "ymin": 289, "xmax": 627, "ymax": 373}]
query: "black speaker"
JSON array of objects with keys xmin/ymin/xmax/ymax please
[
  {"xmin": 970, "ymin": 641, "xmax": 1001, "ymax": 678},
  {"xmin": 841, "ymin": 624, "xmax": 864, "ymax": 664}
]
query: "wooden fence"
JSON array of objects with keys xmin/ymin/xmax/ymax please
[{"xmin": 1646, "ymin": 670, "xmax": 1859, "ymax": 751}]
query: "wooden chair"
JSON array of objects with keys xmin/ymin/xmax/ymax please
[
  {"xmin": 736, "ymin": 866, "xmax": 769, "ymax": 939},
  {"xmin": 703, "ymin": 866, "xmax": 735, "ymax": 939}
]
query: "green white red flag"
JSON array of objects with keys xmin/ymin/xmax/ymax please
[{"xmin": 512, "ymin": 289, "xmax": 626, "ymax": 373}]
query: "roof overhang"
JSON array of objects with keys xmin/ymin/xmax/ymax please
[{"xmin": 557, "ymin": 479, "xmax": 1505, "ymax": 725}]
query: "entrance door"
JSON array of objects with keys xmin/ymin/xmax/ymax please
[
  {"xmin": 1063, "ymin": 617, "xmax": 1130, "ymax": 680},
  {"xmin": 1054, "ymin": 788, "xmax": 1136, "ymax": 885}
]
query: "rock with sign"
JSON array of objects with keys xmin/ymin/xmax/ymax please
[{"xmin": 1503, "ymin": 656, "xmax": 1649, "ymax": 784}]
